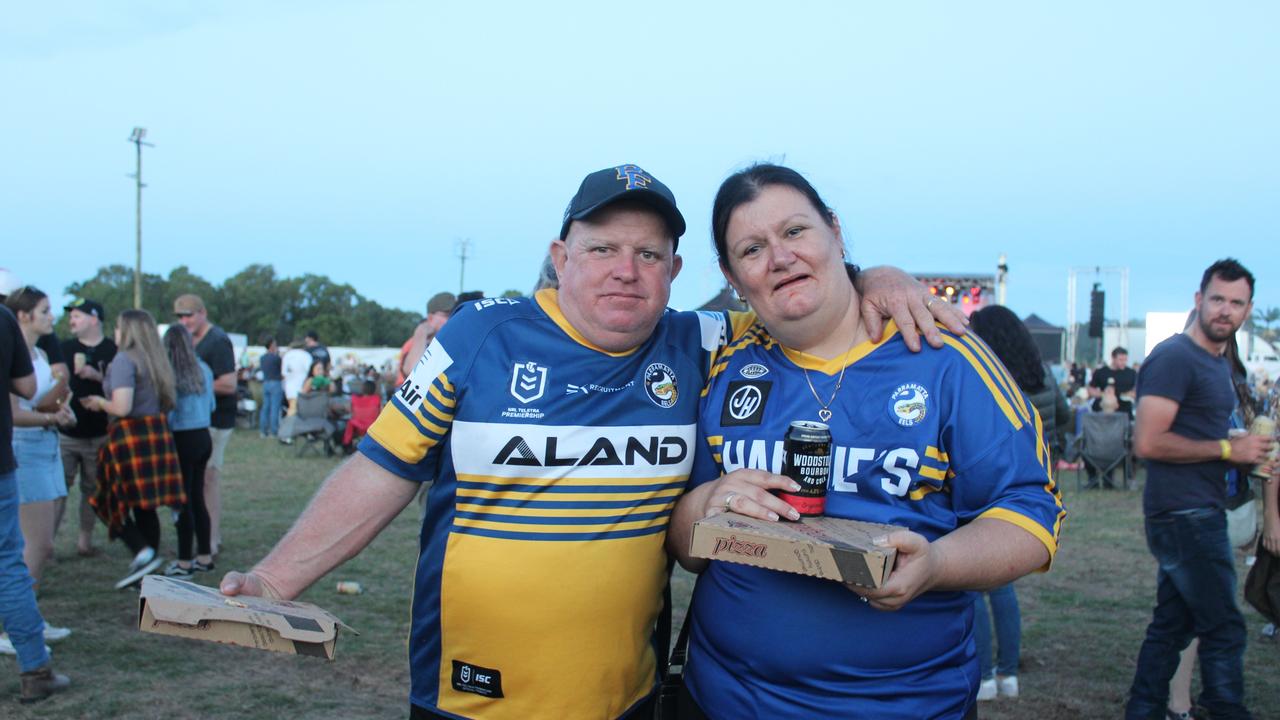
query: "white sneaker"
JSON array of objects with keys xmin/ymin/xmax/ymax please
[
  {"xmin": 116, "ymin": 555, "xmax": 165, "ymax": 590},
  {"xmin": 997, "ymin": 675, "xmax": 1019, "ymax": 698},
  {"xmin": 42, "ymin": 625, "xmax": 72, "ymax": 643},
  {"xmin": 0, "ymin": 635, "xmax": 51, "ymax": 656},
  {"xmin": 127, "ymin": 546, "xmax": 157, "ymax": 573},
  {"xmin": 977, "ymin": 678, "xmax": 997, "ymax": 701}
]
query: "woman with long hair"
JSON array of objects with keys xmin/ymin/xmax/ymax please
[
  {"xmin": 83, "ymin": 309, "xmax": 185, "ymax": 589},
  {"xmin": 162, "ymin": 324, "xmax": 215, "ymax": 577},
  {"xmin": 665, "ymin": 164, "xmax": 1063, "ymax": 719},
  {"xmin": 3, "ymin": 287, "xmax": 73, "ymax": 643},
  {"xmin": 967, "ymin": 304, "xmax": 1070, "ymax": 702}
]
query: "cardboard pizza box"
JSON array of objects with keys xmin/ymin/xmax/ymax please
[
  {"xmin": 138, "ymin": 575, "xmax": 355, "ymax": 659},
  {"xmin": 689, "ymin": 512, "xmax": 905, "ymax": 588}
]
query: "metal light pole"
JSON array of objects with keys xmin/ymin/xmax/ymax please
[
  {"xmin": 127, "ymin": 127, "xmax": 154, "ymax": 309},
  {"xmin": 456, "ymin": 238, "xmax": 472, "ymax": 294}
]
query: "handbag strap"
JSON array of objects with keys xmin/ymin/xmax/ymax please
[
  {"xmin": 667, "ymin": 609, "xmax": 693, "ymax": 677},
  {"xmin": 657, "ymin": 558, "xmax": 694, "ymax": 681}
]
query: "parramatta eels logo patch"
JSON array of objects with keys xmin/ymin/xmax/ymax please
[
  {"xmin": 889, "ymin": 383, "xmax": 929, "ymax": 427},
  {"xmin": 644, "ymin": 363, "xmax": 678, "ymax": 409}
]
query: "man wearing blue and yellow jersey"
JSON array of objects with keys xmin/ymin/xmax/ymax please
[{"xmin": 220, "ymin": 164, "xmax": 963, "ymax": 720}]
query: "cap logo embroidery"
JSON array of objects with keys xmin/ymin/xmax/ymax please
[{"xmin": 614, "ymin": 164, "xmax": 652, "ymax": 190}]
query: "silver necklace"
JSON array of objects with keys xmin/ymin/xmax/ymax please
[{"xmin": 801, "ymin": 338, "xmax": 856, "ymax": 422}]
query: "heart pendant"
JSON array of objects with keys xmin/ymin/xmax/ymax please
[{"xmin": 818, "ymin": 408, "xmax": 833, "ymax": 422}]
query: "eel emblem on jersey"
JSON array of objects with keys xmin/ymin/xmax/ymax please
[
  {"xmin": 644, "ymin": 363, "xmax": 678, "ymax": 409},
  {"xmin": 889, "ymin": 383, "xmax": 929, "ymax": 427},
  {"xmin": 510, "ymin": 361, "xmax": 548, "ymax": 404}
]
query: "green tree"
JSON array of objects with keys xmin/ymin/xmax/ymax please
[
  {"xmin": 219, "ymin": 264, "xmax": 300, "ymax": 344},
  {"xmin": 60, "ymin": 264, "xmax": 169, "ymax": 334},
  {"xmin": 1253, "ymin": 306, "xmax": 1280, "ymax": 343},
  {"xmin": 62, "ymin": 263, "xmax": 434, "ymax": 347}
]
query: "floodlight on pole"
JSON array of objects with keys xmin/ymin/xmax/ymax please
[{"xmin": 127, "ymin": 127, "xmax": 154, "ymax": 309}]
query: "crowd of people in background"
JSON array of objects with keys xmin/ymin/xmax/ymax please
[{"xmin": 0, "ymin": 229, "xmax": 1276, "ymax": 715}]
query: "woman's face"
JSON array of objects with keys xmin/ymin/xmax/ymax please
[
  {"xmin": 721, "ymin": 184, "xmax": 846, "ymax": 330},
  {"xmin": 20, "ymin": 299, "xmax": 54, "ymax": 336}
]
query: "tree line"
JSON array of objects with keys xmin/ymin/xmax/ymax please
[{"xmin": 59, "ymin": 264, "xmax": 424, "ymax": 347}]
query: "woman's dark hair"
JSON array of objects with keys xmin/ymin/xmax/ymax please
[
  {"xmin": 4, "ymin": 286, "xmax": 47, "ymax": 318},
  {"xmin": 710, "ymin": 163, "xmax": 837, "ymax": 263},
  {"xmin": 968, "ymin": 305, "xmax": 1047, "ymax": 394},
  {"xmin": 164, "ymin": 324, "xmax": 207, "ymax": 397}
]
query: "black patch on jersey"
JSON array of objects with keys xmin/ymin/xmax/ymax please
[
  {"xmin": 721, "ymin": 380, "xmax": 771, "ymax": 426},
  {"xmin": 451, "ymin": 660, "xmax": 504, "ymax": 698}
]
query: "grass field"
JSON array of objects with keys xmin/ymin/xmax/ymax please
[{"xmin": 7, "ymin": 431, "xmax": 1278, "ymax": 718}]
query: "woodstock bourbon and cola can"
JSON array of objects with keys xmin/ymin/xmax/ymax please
[{"xmin": 777, "ymin": 420, "xmax": 833, "ymax": 517}]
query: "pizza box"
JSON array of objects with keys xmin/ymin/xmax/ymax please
[
  {"xmin": 689, "ymin": 512, "xmax": 905, "ymax": 588},
  {"xmin": 138, "ymin": 575, "xmax": 355, "ymax": 659}
]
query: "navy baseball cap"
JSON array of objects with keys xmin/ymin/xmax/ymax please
[{"xmin": 560, "ymin": 164, "xmax": 686, "ymax": 249}]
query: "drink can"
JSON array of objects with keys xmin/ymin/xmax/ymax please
[
  {"xmin": 74, "ymin": 352, "xmax": 87, "ymax": 373},
  {"xmin": 776, "ymin": 420, "xmax": 832, "ymax": 518},
  {"xmin": 1250, "ymin": 416, "xmax": 1277, "ymax": 479},
  {"xmin": 336, "ymin": 581, "xmax": 364, "ymax": 595}
]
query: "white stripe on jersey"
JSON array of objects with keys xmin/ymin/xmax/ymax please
[{"xmin": 696, "ymin": 311, "xmax": 728, "ymax": 353}]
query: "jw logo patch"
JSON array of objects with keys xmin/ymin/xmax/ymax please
[
  {"xmin": 510, "ymin": 361, "xmax": 548, "ymax": 404},
  {"xmin": 722, "ymin": 380, "xmax": 771, "ymax": 426},
  {"xmin": 615, "ymin": 164, "xmax": 652, "ymax": 190}
]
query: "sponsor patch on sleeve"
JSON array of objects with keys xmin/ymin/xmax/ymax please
[{"xmin": 396, "ymin": 340, "xmax": 454, "ymax": 413}]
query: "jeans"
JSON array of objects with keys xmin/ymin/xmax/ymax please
[
  {"xmin": 260, "ymin": 380, "xmax": 283, "ymax": 436},
  {"xmin": 1126, "ymin": 508, "xmax": 1251, "ymax": 720},
  {"xmin": 0, "ymin": 471, "xmax": 50, "ymax": 672},
  {"xmin": 974, "ymin": 584, "xmax": 1021, "ymax": 679}
]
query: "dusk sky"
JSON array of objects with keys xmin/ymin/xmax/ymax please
[{"xmin": 3, "ymin": 2, "xmax": 1276, "ymax": 332}]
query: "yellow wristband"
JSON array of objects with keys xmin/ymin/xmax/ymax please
[{"xmin": 1220, "ymin": 439, "xmax": 1232, "ymax": 461}]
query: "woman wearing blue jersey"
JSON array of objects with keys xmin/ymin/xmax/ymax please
[{"xmin": 666, "ymin": 164, "xmax": 1063, "ymax": 719}]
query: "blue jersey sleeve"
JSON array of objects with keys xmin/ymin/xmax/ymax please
[{"xmin": 939, "ymin": 333, "xmax": 1064, "ymax": 564}]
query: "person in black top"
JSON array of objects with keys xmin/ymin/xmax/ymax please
[
  {"xmin": 303, "ymin": 330, "xmax": 330, "ymax": 367},
  {"xmin": 56, "ymin": 298, "xmax": 116, "ymax": 556},
  {"xmin": 174, "ymin": 294, "xmax": 236, "ymax": 556},
  {"xmin": 1125, "ymin": 259, "xmax": 1272, "ymax": 720},
  {"xmin": 0, "ymin": 304, "xmax": 71, "ymax": 701},
  {"xmin": 258, "ymin": 335, "xmax": 284, "ymax": 438},
  {"xmin": 1089, "ymin": 346, "xmax": 1137, "ymax": 415}
]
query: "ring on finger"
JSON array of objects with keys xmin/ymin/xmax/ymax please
[
  {"xmin": 723, "ymin": 491, "xmax": 738, "ymax": 511},
  {"xmin": 926, "ymin": 296, "xmax": 938, "ymax": 308}
]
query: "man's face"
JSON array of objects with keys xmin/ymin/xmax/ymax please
[
  {"xmin": 67, "ymin": 309, "xmax": 99, "ymax": 338},
  {"xmin": 551, "ymin": 206, "xmax": 682, "ymax": 353},
  {"xmin": 1111, "ymin": 352, "xmax": 1128, "ymax": 371},
  {"xmin": 177, "ymin": 308, "xmax": 207, "ymax": 336},
  {"xmin": 1195, "ymin": 275, "xmax": 1253, "ymax": 343}
]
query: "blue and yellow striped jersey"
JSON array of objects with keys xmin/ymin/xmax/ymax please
[
  {"xmin": 359, "ymin": 289, "xmax": 726, "ymax": 720},
  {"xmin": 685, "ymin": 320, "xmax": 1064, "ymax": 720}
]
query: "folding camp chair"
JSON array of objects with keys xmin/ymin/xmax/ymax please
[
  {"xmin": 284, "ymin": 392, "xmax": 336, "ymax": 457},
  {"xmin": 1073, "ymin": 412, "xmax": 1132, "ymax": 490}
]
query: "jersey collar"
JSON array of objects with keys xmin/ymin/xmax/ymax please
[
  {"xmin": 534, "ymin": 289, "xmax": 642, "ymax": 357},
  {"xmin": 779, "ymin": 320, "xmax": 900, "ymax": 374}
]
